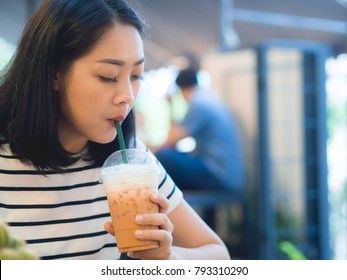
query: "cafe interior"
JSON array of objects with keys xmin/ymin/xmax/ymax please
[{"xmin": 0, "ymin": 0, "xmax": 346, "ymax": 259}]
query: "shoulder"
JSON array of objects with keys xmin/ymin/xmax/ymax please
[
  {"xmin": 0, "ymin": 142, "xmax": 11, "ymax": 155},
  {"xmin": 0, "ymin": 144, "xmax": 41, "ymax": 185},
  {"xmin": 190, "ymin": 89, "xmax": 213, "ymax": 107},
  {"xmin": 0, "ymin": 143, "xmax": 28, "ymax": 170},
  {"xmin": 0, "ymin": 143, "xmax": 99, "ymax": 175}
]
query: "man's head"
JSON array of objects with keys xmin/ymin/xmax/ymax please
[{"xmin": 175, "ymin": 68, "xmax": 198, "ymax": 89}]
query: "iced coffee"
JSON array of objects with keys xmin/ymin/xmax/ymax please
[{"xmin": 101, "ymin": 149, "xmax": 159, "ymax": 252}]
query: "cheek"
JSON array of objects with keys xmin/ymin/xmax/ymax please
[
  {"xmin": 59, "ymin": 82, "xmax": 96, "ymax": 124},
  {"xmin": 68, "ymin": 78, "xmax": 101, "ymax": 107}
]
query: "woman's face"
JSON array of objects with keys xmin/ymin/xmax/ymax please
[{"xmin": 55, "ymin": 23, "xmax": 144, "ymax": 154}]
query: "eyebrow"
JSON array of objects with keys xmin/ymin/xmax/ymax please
[{"xmin": 95, "ymin": 57, "xmax": 145, "ymax": 66}]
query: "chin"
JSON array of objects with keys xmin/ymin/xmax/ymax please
[{"xmin": 92, "ymin": 133, "xmax": 116, "ymax": 144}]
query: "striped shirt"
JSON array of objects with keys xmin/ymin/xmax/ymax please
[{"xmin": 0, "ymin": 142, "xmax": 182, "ymax": 260}]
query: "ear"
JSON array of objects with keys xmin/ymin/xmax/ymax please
[{"xmin": 53, "ymin": 72, "xmax": 61, "ymax": 91}]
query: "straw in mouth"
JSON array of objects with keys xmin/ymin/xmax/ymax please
[{"xmin": 115, "ymin": 120, "xmax": 128, "ymax": 164}]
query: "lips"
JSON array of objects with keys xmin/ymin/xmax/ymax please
[
  {"xmin": 115, "ymin": 115, "xmax": 125, "ymax": 122},
  {"xmin": 108, "ymin": 115, "xmax": 125, "ymax": 124}
]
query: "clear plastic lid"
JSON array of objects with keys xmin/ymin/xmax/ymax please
[{"xmin": 101, "ymin": 149, "xmax": 158, "ymax": 181}]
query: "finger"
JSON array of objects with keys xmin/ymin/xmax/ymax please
[
  {"xmin": 136, "ymin": 213, "xmax": 174, "ymax": 233},
  {"xmin": 127, "ymin": 246, "xmax": 167, "ymax": 260},
  {"xmin": 104, "ymin": 222, "xmax": 115, "ymax": 236},
  {"xmin": 127, "ymin": 251, "xmax": 137, "ymax": 259},
  {"xmin": 151, "ymin": 193, "xmax": 169, "ymax": 214},
  {"xmin": 135, "ymin": 229, "xmax": 172, "ymax": 246}
]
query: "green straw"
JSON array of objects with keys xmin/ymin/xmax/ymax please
[{"xmin": 115, "ymin": 120, "xmax": 128, "ymax": 164}]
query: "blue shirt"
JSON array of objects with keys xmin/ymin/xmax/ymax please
[{"xmin": 181, "ymin": 87, "xmax": 245, "ymax": 190}]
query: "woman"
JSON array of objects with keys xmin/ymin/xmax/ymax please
[{"xmin": 0, "ymin": 0, "xmax": 230, "ymax": 260}]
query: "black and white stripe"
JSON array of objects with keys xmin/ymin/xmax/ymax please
[{"xmin": 0, "ymin": 142, "xmax": 182, "ymax": 260}]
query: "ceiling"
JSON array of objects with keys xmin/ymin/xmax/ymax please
[
  {"xmin": 126, "ymin": 0, "xmax": 347, "ymax": 70},
  {"xmin": 1, "ymin": 0, "xmax": 346, "ymax": 71}
]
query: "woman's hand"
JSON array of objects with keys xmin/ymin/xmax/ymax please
[
  {"xmin": 104, "ymin": 193, "xmax": 174, "ymax": 260},
  {"xmin": 128, "ymin": 193, "xmax": 174, "ymax": 259}
]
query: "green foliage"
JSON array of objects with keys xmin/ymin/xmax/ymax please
[
  {"xmin": 278, "ymin": 241, "xmax": 307, "ymax": 260},
  {"xmin": 0, "ymin": 222, "xmax": 39, "ymax": 260}
]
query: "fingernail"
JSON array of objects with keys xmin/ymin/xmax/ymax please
[
  {"xmin": 152, "ymin": 193, "xmax": 159, "ymax": 200},
  {"xmin": 136, "ymin": 215, "xmax": 144, "ymax": 222},
  {"xmin": 135, "ymin": 230, "xmax": 142, "ymax": 237}
]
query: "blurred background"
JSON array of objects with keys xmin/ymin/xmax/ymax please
[{"xmin": 0, "ymin": 0, "xmax": 346, "ymax": 260}]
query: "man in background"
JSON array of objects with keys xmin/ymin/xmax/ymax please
[{"xmin": 155, "ymin": 68, "xmax": 245, "ymax": 192}]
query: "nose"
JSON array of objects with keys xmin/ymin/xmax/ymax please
[{"xmin": 112, "ymin": 78, "xmax": 135, "ymax": 105}]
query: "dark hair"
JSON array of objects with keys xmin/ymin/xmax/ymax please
[
  {"xmin": 0, "ymin": 0, "xmax": 146, "ymax": 170},
  {"xmin": 175, "ymin": 68, "xmax": 198, "ymax": 89}
]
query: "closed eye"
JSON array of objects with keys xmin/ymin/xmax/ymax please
[
  {"xmin": 98, "ymin": 76, "xmax": 118, "ymax": 84},
  {"xmin": 131, "ymin": 75, "xmax": 144, "ymax": 81}
]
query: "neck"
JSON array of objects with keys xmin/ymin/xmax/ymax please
[{"xmin": 181, "ymin": 86, "xmax": 196, "ymax": 101}]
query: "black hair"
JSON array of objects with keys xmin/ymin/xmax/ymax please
[
  {"xmin": 175, "ymin": 68, "xmax": 198, "ymax": 89},
  {"xmin": 0, "ymin": 0, "xmax": 146, "ymax": 170}
]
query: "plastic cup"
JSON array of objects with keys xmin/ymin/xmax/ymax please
[{"xmin": 101, "ymin": 149, "xmax": 159, "ymax": 253}]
